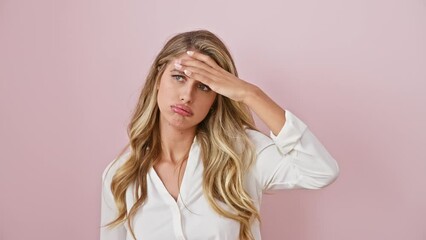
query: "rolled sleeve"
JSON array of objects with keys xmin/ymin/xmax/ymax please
[
  {"xmin": 269, "ymin": 110, "xmax": 308, "ymax": 154},
  {"xmin": 250, "ymin": 109, "xmax": 340, "ymax": 192}
]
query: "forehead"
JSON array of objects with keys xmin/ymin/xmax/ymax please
[
  {"xmin": 164, "ymin": 52, "xmax": 195, "ymax": 71},
  {"xmin": 173, "ymin": 52, "xmax": 193, "ymax": 62}
]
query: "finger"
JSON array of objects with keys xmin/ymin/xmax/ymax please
[
  {"xmin": 178, "ymin": 65, "xmax": 215, "ymax": 89},
  {"xmin": 175, "ymin": 59, "xmax": 222, "ymax": 83},
  {"xmin": 186, "ymin": 51, "xmax": 221, "ymax": 70},
  {"xmin": 177, "ymin": 59, "xmax": 220, "ymax": 77},
  {"xmin": 178, "ymin": 57, "xmax": 232, "ymax": 84}
]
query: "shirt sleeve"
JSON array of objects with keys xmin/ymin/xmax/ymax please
[
  {"xmin": 100, "ymin": 153, "xmax": 129, "ymax": 240},
  {"xmin": 250, "ymin": 109, "xmax": 340, "ymax": 192}
]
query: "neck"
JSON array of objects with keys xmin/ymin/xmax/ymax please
[{"xmin": 158, "ymin": 120, "xmax": 196, "ymax": 164}]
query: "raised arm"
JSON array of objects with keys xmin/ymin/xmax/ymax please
[
  {"xmin": 176, "ymin": 50, "xmax": 339, "ymax": 191},
  {"xmin": 247, "ymin": 109, "xmax": 339, "ymax": 191}
]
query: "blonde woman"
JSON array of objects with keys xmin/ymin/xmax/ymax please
[{"xmin": 100, "ymin": 29, "xmax": 340, "ymax": 240}]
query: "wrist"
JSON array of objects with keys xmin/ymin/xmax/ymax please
[{"xmin": 242, "ymin": 83, "xmax": 261, "ymax": 106}]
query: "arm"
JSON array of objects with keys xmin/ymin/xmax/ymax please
[
  {"xmin": 240, "ymin": 79, "xmax": 339, "ymax": 190},
  {"xmin": 100, "ymin": 156, "xmax": 128, "ymax": 240},
  {"xmin": 248, "ymin": 109, "xmax": 340, "ymax": 191},
  {"xmin": 240, "ymin": 83, "xmax": 339, "ymax": 190},
  {"xmin": 243, "ymin": 85, "xmax": 286, "ymax": 136},
  {"xmin": 177, "ymin": 51, "xmax": 339, "ymax": 190}
]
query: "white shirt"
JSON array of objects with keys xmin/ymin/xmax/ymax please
[{"xmin": 100, "ymin": 109, "xmax": 340, "ymax": 240}]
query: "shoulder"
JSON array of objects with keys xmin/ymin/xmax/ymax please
[
  {"xmin": 102, "ymin": 151, "xmax": 131, "ymax": 184},
  {"xmin": 245, "ymin": 128, "xmax": 275, "ymax": 154}
]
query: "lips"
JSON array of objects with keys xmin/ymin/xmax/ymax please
[{"xmin": 171, "ymin": 104, "xmax": 193, "ymax": 116}]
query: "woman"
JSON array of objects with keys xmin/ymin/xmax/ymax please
[{"xmin": 100, "ymin": 29, "xmax": 339, "ymax": 240}]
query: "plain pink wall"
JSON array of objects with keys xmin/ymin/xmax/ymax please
[{"xmin": 1, "ymin": 0, "xmax": 425, "ymax": 239}]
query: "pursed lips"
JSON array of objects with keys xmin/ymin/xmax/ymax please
[{"xmin": 171, "ymin": 104, "xmax": 194, "ymax": 116}]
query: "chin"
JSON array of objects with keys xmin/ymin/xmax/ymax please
[{"xmin": 168, "ymin": 116, "xmax": 198, "ymax": 130}]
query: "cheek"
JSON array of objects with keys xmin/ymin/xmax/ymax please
[
  {"xmin": 156, "ymin": 83, "xmax": 170, "ymax": 109},
  {"xmin": 198, "ymin": 95, "xmax": 216, "ymax": 114},
  {"xmin": 157, "ymin": 80, "xmax": 174, "ymax": 101}
]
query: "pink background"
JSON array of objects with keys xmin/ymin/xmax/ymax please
[{"xmin": 1, "ymin": 0, "xmax": 425, "ymax": 239}]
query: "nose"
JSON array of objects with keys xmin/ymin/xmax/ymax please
[{"xmin": 179, "ymin": 82, "xmax": 195, "ymax": 103}]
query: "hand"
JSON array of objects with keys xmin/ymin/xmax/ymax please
[
  {"xmin": 175, "ymin": 51, "xmax": 286, "ymax": 134},
  {"xmin": 174, "ymin": 51, "xmax": 255, "ymax": 102}
]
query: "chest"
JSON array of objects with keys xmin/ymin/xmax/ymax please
[
  {"xmin": 123, "ymin": 144, "xmax": 262, "ymax": 240},
  {"xmin": 126, "ymin": 171, "xmax": 242, "ymax": 240},
  {"xmin": 152, "ymin": 160, "xmax": 188, "ymax": 201}
]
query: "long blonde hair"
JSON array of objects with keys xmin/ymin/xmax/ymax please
[{"xmin": 107, "ymin": 29, "xmax": 261, "ymax": 240}]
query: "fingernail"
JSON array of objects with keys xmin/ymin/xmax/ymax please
[
  {"xmin": 184, "ymin": 69, "xmax": 192, "ymax": 76},
  {"xmin": 187, "ymin": 51, "xmax": 194, "ymax": 56},
  {"xmin": 174, "ymin": 63, "xmax": 182, "ymax": 70}
]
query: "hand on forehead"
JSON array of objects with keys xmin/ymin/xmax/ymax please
[{"xmin": 174, "ymin": 52, "xmax": 196, "ymax": 62}]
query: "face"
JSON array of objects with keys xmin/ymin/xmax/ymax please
[{"xmin": 156, "ymin": 52, "xmax": 217, "ymax": 132}]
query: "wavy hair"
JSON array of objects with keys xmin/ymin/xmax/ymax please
[{"xmin": 106, "ymin": 29, "xmax": 261, "ymax": 240}]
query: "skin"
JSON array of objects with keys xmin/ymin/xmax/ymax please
[
  {"xmin": 154, "ymin": 53, "xmax": 217, "ymax": 200},
  {"xmin": 154, "ymin": 50, "xmax": 287, "ymax": 201},
  {"xmin": 157, "ymin": 53, "xmax": 217, "ymax": 133},
  {"xmin": 175, "ymin": 50, "xmax": 286, "ymax": 135}
]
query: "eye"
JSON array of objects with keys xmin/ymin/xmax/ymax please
[
  {"xmin": 198, "ymin": 83, "xmax": 211, "ymax": 92},
  {"xmin": 171, "ymin": 75, "xmax": 185, "ymax": 82}
]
